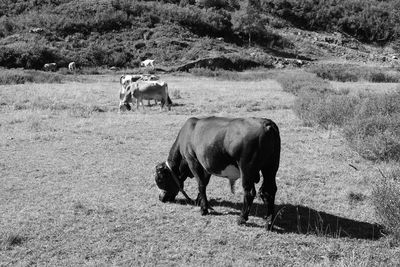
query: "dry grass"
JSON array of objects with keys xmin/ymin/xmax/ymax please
[{"xmin": 0, "ymin": 73, "xmax": 399, "ymax": 265}]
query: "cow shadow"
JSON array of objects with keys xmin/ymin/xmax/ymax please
[{"xmin": 176, "ymin": 199, "xmax": 383, "ymax": 240}]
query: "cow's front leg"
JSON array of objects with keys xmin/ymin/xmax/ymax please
[
  {"xmin": 197, "ymin": 181, "xmax": 210, "ymax": 215},
  {"xmin": 160, "ymin": 98, "xmax": 165, "ymax": 110},
  {"xmin": 237, "ymin": 184, "xmax": 256, "ymax": 225},
  {"xmin": 187, "ymin": 159, "xmax": 210, "ymax": 215}
]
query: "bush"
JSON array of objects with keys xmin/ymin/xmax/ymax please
[
  {"xmin": 294, "ymin": 92, "xmax": 358, "ymax": 128},
  {"xmin": 344, "ymin": 114, "xmax": 400, "ymax": 162},
  {"xmin": 372, "ymin": 168, "xmax": 400, "ymax": 242}
]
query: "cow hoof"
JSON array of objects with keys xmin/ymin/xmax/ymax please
[{"xmin": 237, "ymin": 216, "xmax": 247, "ymax": 225}]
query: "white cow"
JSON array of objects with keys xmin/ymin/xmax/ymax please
[
  {"xmin": 119, "ymin": 74, "xmax": 160, "ymax": 105},
  {"xmin": 68, "ymin": 62, "xmax": 76, "ymax": 71},
  {"xmin": 140, "ymin": 59, "xmax": 155, "ymax": 69},
  {"xmin": 120, "ymin": 80, "xmax": 172, "ymax": 111},
  {"xmin": 43, "ymin": 63, "xmax": 57, "ymax": 72}
]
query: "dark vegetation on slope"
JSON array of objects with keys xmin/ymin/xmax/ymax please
[{"xmin": 0, "ymin": 0, "xmax": 400, "ymax": 70}]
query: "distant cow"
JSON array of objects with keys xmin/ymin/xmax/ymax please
[
  {"xmin": 119, "ymin": 74, "xmax": 160, "ymax": 106},
  {"xmin": 43, "ymin": 63, "xmax": 57, "ymax": 72},
  {"xmin": 120, "ymin": 81, "xmax": 172, "ymax": 111},
  {"xmin": 154, "ymin": 116, "xmax": 281, "ymax": 228},
  {"xmin": 68, "ymin": 62, "xmax": 76, "ymax": 71},
  {"xmin": 119, "ymin": 74, "xmax": 143, "ymax": 92},
  {"xmin": 140, "ymin": 59, "xmax": 155, "ymax": 69}
]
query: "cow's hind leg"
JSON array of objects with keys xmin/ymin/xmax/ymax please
[
  {"xmin": 237, "ymin": 165, "xmax": 258, "ymax": 225},
  {"xmin": 237, "ymin": 183, "xmax": 256, "ymax": 225},
  {"xmin": 260, "ymin": 166, "xmax": 278, "ymax": 230}
]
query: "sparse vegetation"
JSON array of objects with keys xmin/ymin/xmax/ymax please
[
  {"xmin": 308, "ymin": 63, "xmax": 400, "ymax": 83},
  {"xmin": 0, "ymin": 68, "xmax": 63, "ymax": 84}
]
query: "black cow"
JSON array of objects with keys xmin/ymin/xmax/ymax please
[{"xmin": 155, "ymin": 116, "xmax": 281, "ymax": 228}]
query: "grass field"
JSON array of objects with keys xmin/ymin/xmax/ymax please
[{"xmin": 1, "ymin": 73, "xmax": 399, "ymax": 266}]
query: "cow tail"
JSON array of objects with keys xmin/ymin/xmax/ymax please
[
  {"xmin": 263, "ymin": 119, "xmax": 280, "ymax": 138},
  {"xmin": 262, "ymin": 119, "xmax": 281, "ymax": 167}
]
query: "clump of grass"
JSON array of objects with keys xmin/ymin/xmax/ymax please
[
  {"xmin": 28, "ymin": 115, "xmax": 43, "ymax": 132},
  {"xmin": 0, "ymin": 68, "xmax": 63, "ymax": 84},
  {"xmin": 171, "ymin": 89, "xmax": 182, "ymax": 99},
  {"xmin": 348, "ymin": 192, "xmax": 366, "ymax": 205},
  {"xmin": 1, "ymin": 231, "xmax": 25, "ymax": 250},
  {"xmin": 68, "ymin": 104, "xmax": 107, "ymax": 118},
  {"xmin": 372, "ymin": 168, "xmax": 400, "ymax": 242}
]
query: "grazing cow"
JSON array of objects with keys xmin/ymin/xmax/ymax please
[
  {"xmin": 43, "ymin": 63, "xmax": 57, "ymax": 72},
  {"xmin": 119, "ymin": 74, "xmax": 143, "ymax": 91},
  {"xmin": 119, "ymin": 81, "xmax": 172, "ymax": 111},
  {"xmin": 119, "ymin": 81, "xmax": 172, "ymax": 110},
  {"xmin": 140, "ymin": 59, "xmax": 155, "ymax": 69},
  {"xmin": 154, "ymin": 116, "xmax": 281, "ymax": 228},
  {"xmin": 119, "ymin": 74, "xmax": 160, "ymax": 106}
]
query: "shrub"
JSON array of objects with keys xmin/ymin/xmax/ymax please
[
  {"xmin": 372, "ymin": 168, "xmax": 400, "ymax": 242},
  {"xmin": 294, "ymin": 92, "xmax": 359, "ymax": 128},
  {"xmin": 344, "ymin": 114, "xmax": 400, "ymax": 162},
  {"xmin": 355, "ymin": 92, "xmax": 400, "ymax": 118}
]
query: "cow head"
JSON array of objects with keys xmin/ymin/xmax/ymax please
[
  {"xmin": 154, "ymin": 162, "xmax": 180, "ymax": 202},
  {"xmin": 119, "ymin": 84, "xmax": 134, "ymax": 111}
]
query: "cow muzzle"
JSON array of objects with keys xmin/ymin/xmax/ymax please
[
  {"xmin": 119, "ymin": 102, "xmax": 131, "ymax": 112},
  {"xmin": 158, "ymin": 189, "xmax": 177, "ymax": 203}
]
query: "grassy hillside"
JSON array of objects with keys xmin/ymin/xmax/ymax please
[{"xmin": 1, "ymin": 0, "xmax": 400, "ymax": 70}]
